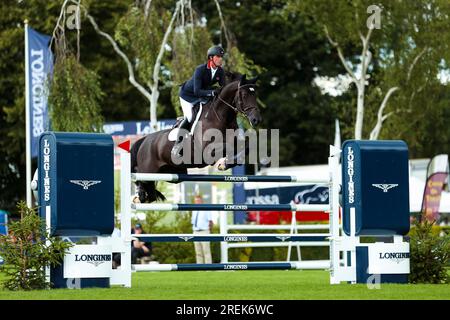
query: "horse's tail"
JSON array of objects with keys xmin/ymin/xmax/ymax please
[
  {"xmin": 130, "ymin": 137, "xmax": 146, "ymax": 173},
  {"xmin": 154, "ymin": 184, "xmax": 167, "ymax": 202},
  {"xmin": 130, "ymin": 136, "xmax": 166, "ymax": 202}
]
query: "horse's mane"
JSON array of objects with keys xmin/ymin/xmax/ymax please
[
  {"xmin": 214, "ymin": 71, "xmax": 242, "ymax": 97},
  {"xmin": 207, "ymin": 71, "xmax": 243, "ymax": 109},
  {"xmin": 225, "ymin": 71, "xmax": 242, "ymax": 84}
]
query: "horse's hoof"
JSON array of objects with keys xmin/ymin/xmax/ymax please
[
  {"xmin": 216, "ymin": 157, "xmax": 227, "ymax": 171},
  {"xmin": 132, "ymin": 195, "xmax": 141, "ymax": 204}
]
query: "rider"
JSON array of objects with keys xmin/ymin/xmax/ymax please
[{"xmin": 172, "ymin": 45, "xmax": 226, "ymax": 155}]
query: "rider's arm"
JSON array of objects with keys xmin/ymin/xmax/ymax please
[{"xmin": 193, "ymin": 67, "xmax": 215, "ymax": 97}]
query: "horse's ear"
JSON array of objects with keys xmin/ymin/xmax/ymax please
[{"xmin": 239, "ymin": 74, "xmax": 247, "ymax": 85}]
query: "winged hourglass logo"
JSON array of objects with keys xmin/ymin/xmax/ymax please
[
  {"xmin": 70, "ymin": 180, "xmax": 102, "ymax": 190},
  {"xmin": 371, "ymin": 184, "xmax": 398, "ymax": 193}
]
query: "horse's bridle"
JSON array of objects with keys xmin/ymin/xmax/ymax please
[{"xmin": 216, "ymin": 83, "xmax": 258, "ymax": 119}]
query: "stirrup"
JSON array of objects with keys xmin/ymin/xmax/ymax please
[{"xmin": 171, "ymin": 127, "xmax": 190, "ymax": 157}]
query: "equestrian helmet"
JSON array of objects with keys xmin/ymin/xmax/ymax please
[{"xmin": 207, "ymin": 45, "xmax": 225, "ymax": 59}]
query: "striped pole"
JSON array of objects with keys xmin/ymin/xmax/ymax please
[
  {"xmin": 132, "ymin": 173, "xmax": 328, "ymax": 184},
  {"xmin": 133, "ymin": 262, "xmax": 299, "ymax": 272},
  {"xmin": 133, "ymin": 233, "xmax": 330, "ymax": 242},
  {"xmin": 132, "ymin": 203, "xmax": 330, "ymax": 212}
]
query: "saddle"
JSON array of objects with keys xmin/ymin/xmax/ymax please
[
  {"xmin": 168, "ymin": 103, "xmax": 203, "ymax": 142},
  {"xmin": 172, "ymin": 104, "xmax": 201, "ymax": 129}
]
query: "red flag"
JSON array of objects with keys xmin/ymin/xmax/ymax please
[{"xmin": 118, "ymin": 140, "xmax": 130, "ymax": 153}]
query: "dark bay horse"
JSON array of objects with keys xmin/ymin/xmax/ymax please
[{"xmin": 131, "ymin": 74, "xmax": 262, "ymax": 203}]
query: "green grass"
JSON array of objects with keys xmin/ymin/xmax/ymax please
[{"xmin": 0, "ymin": 270, "xmax": 449, "ymax": 300}]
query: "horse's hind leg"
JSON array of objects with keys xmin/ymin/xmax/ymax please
[{"xmin": 130, "ymin": 137, "xmax": 147, "ymax": 203}]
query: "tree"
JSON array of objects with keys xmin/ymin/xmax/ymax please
[
  {"xmin": 71, "ymin": 0, "xmax": 190, "ymax": 132},
  {"xmin": 48, "ymin": 1, "xmax": 105, "ymax": 132},
  {"xmin": 0, "ymin": 202, "xmax": 72, "ymax": 290},
  {"xmin": 0, "ymin": 0, "xmax": 135, "ymax": 212},
  {"xmin": 291, "ymin": 0, "xmax": 450, "ymax": 144},
  {"xmin": 0, "ymin": 0, "xmax": 61, "ymax": 212}
]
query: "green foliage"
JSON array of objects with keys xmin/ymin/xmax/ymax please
[
  {"xmin": 291, "ymin": 0, "xmax": 450, "ymax": 153},
  {"xmin": 134, "ymin": 210, "xmax": 194, "ymax": 264},
  {"xmin": 170, "ymin": 25, "xmax": 213, "ymax": 116},
  {"xmin": 225, "ymin": 46, "xmax": 266, "ymax": 78},
  {"xmin": 409, "ymin": 218, "xmax": 450, "ymax": 284},
  {"xmin": 48, "ymin": 54, "xmax": 104, "ymax": 132},
  {"xmin": 115, "ymin": 3, "xmax": 167, "ymax": 83},
  {"xmin": 0, "ymin": 202, "xmax": 72, "ymax": 290}
]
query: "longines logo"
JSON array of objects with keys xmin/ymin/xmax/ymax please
[
  {"xmin": 70, "ymin": 180, "xmax": 102, "ymax": 190},
  {"xmin": 224, "ymin": 236, "xmax": 248, "ymax": 242},
  {"xmin": 379, "ymin": 252, "xmax": 410, "ymax": 264},
  {"xmin": 75, "ymin": 254, "xmax": 111, "ymax": 267},
  {"xmin": 372, "ymin": 184, "xmax": 399, "ymax": 193},
  {"xmin": 224, "ymin": 176, "xmax": 249, "ymax": 182},
  {"xmin": 224, "ymin": 205, "xmax": 248, "ymax": 210},
  {"xmin": 42, "ymin": 139, "xmax": 51, "ymax": 201},
  {"xmin": 224, "ymin": 264, "xmax": 248, "ymax": 270},
  {"xmin": 346, "ymin": 147, "xmax": 355, "ymax": 203}
]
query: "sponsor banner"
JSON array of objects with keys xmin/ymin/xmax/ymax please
[
  {"xmin": 245, "ymin": 185, "xmax": 329, "ymax": 223},
  {"xmin": 64, "ymin": 245, "xmax": 112, "ymax": 279},
  {"xmin": 27, "ymin": 26, "xmax": 53, "ymax": 157},
  {"xmin": 103, "ymin": 120, "xmax": 176, "ymax": 136},
  {"xmin": 368, "ymin": 243, "xmax": 410, "ymax": 274},
  {"xmin": 422, "ymin": 172, "xmax": 448, "ymax": 222}
]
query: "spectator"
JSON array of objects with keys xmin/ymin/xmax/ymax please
[
  {"xmin": 191, "ymin": 195, "xmax": 213, "ymax": 264},
  {"xmin": 131, "ymin": 223, "xmax": 152, "ymax": 264},
  {"xmin": 112, "ymin": 226, "xmax": 121, "ymax": 268}
]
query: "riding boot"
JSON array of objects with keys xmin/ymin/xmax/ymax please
[
  {"xmin": 171, "ymin": 118, "xmax": 192, "ymax": 157},
  {"xmin": 178, "ymin": 118, "xmax": 192, "ymax": 138}
]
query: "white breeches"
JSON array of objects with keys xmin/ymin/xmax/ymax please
[{"xmin": 180, "ymin": 97, "xmax": 194, "ymax": 122}]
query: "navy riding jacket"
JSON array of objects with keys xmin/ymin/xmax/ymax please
[{"xmin": 179, "ymin": 63, "xmax": 225, "ymax": 105}]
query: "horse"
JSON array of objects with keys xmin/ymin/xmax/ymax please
[{"xmin": 131, "ymin": 74, "xmax": 262, "ymax": 203}]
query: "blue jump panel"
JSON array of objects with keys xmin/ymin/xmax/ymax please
[
  {"xmin": 38, "ymin": 132, "xmax": 114, "ymax": 237},
  {"xmin": 342, "ymin": 140, "xmax": 410, "ymax": 236}
]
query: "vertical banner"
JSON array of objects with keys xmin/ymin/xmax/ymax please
[
  {"xmin": 0, "ymin": 210, "xmax": 8, "ymax": 235},
  {"xmin": 26, "ymin": 25, "xmax": 53, "ymax": 158},
  {"xmin": 421, "ymin": 154, "xmax": 449, "ymax": 222}
]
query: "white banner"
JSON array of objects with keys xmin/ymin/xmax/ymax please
[
  {"xmin": 64, "ymin": 245, "xmax": 112, "ymax": 279},
  {"xmin": 368, "ymin": 243, "xmax": 410, "ymax": 274}
]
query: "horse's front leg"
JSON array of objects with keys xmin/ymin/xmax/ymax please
[{"xmin": 216, "ymin": 136, "xmax": 249, "ymax": 171}]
